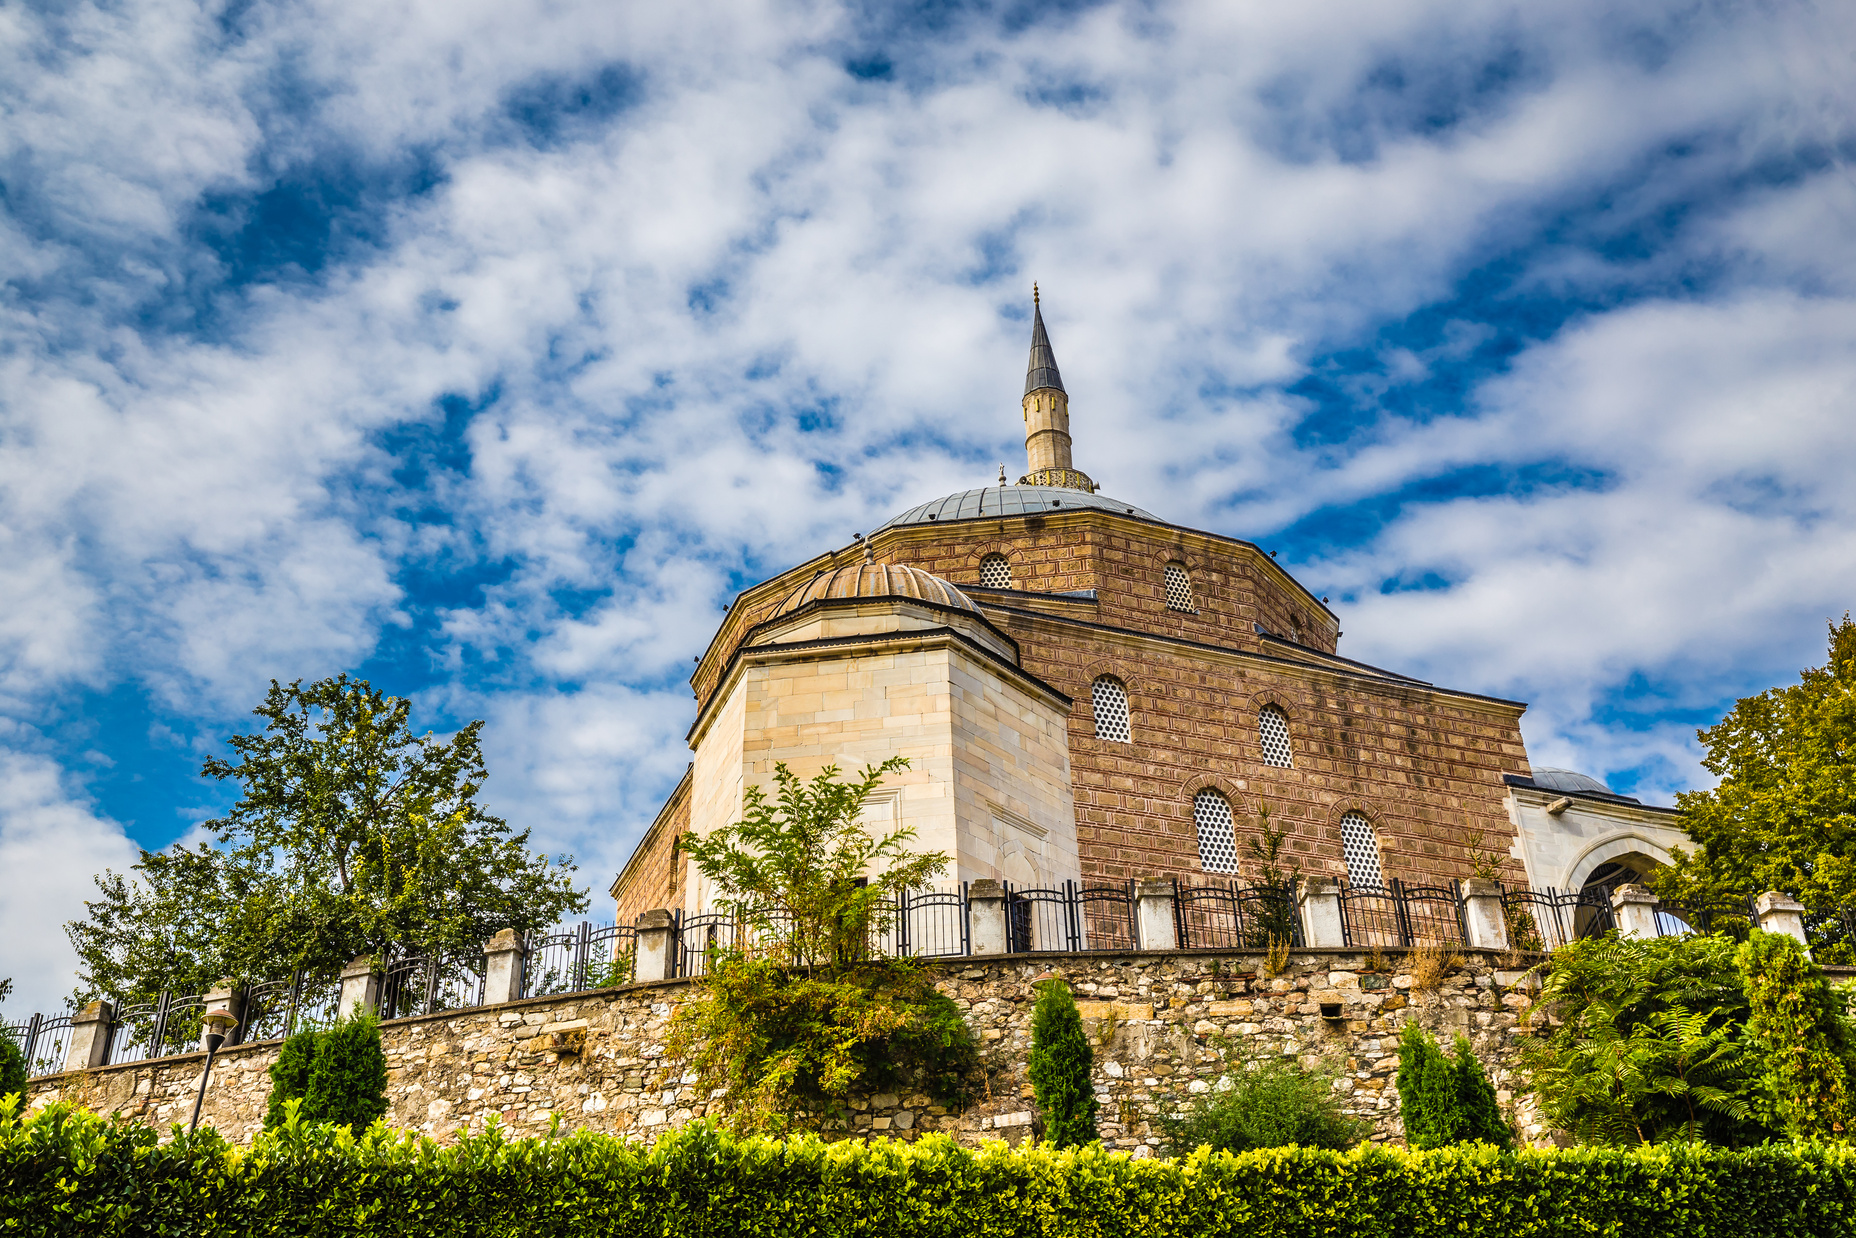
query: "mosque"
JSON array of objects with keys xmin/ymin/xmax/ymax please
[{"xmin": 610, "ymin": 295, "xmax": 1687, "ymax": 921}]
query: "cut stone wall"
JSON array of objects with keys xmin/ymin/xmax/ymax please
[{"xmin": 26, "ymin": 946, "xmax": 1547, "ymax": 1151}]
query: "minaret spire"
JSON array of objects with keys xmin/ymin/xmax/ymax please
[{"xmin": 1018, "ymin": 286, "xmax": 1096, "ymax": 492}]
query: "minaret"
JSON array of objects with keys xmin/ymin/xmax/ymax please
[{"xmin": 1018, "ymin": 285, "xmax": 1097, "ymax": 492}]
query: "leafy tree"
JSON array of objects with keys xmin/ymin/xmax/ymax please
[
  {"xmin": 1157, "ymin": 1054, "xmax": 1367, "ymax": 1154},
  {"xmin": 67, "ymin": 675, "xmax": 586, "ymax": 1005},
  {"xmin": 668, "ymin": 760, "xmax": 975, "ymax": 1134},
  {"xmin": 1655, "ymin": 617, "xmax": 1856, "ymax": 939},
  {"xmin": 1736, "ymin": 930, "xmax": 1856, "ymax": 1139},
  {"xmin": 302, "ymin": 1011, "xmax": 389, "ymax": 1134},
  {"xmin": 1028, "ymin": 979, "xmax": 1097, "ymax": 1148},
  {"xmin": 1521, "ymin": 933, "xmax": 1770, "ymax": 1146},
  {"xmin": 263, "ymin": 1030, "xmax": 320, "ymax": 1131}
]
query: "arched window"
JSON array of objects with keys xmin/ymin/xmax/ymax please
[
  {"xmin": 1164, "ymin": 561, "xmax": 1193, "ymax": 611},
  {"xmin": 1258, "ymin": 705, "xmax": 1294, "ymax": 768},
  {"xmin": 1340, "ymin": 811, "xmax": 1384, "ymax": 888},
  {"xmin": 1193, "ymin": 789, "xmax": 1239, "ymax": 873},
  {"xmin": 1091, "ymin": 676, "xmax": 1131, "ymax": 743},
  {"xmin": 979, "ymin": 553, "xmax": 1011, "ymax": 589}
]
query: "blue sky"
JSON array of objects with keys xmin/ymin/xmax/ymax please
[{"xmin": 4, "ymin": 0, "xmax": 1855, "ymax": 1014}]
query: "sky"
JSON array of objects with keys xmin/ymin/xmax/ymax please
[{"xmin": 3, "ymin": 0, "xmax": 1855, "ymax": 1017}]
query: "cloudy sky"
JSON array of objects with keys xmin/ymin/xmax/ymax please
[{"xmin": 4, "ymin": 0, "xmax": 1854, "ymax": 1015}]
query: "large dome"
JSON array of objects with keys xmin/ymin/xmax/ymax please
[
  {"xmin": 1530, "ymin": 767, "xmax": 1614, "ymax": 795},
  {"xmin": 877, "ymin": 484, "xmax": 1158, "ymax": 530},
  {"xmin": 774, "ymin": 560, "xmax": 977, "ymax": 617}
]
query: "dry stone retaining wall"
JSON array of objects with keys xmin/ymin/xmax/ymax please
[{"xmin": 25, "ymin": 946, "xmax": 1547, "ymax": 1150}]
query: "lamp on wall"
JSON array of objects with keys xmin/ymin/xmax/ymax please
[{"xmin": 187, "ymin": 1004, "xmax": 240, "ymax": 1136}]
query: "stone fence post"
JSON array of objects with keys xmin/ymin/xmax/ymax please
[
  {"xmin": 1753, "ymin": 891, "xmax": 1809, "ymax": 952},
  {"xmin": 1461, "ymin": 879, "xmax": 1509, "ymax": 951},
  {"xmin": 338, "ymin": 955, "xmax": 381, "ymax": 1018},
  {"xmin": 482, "ymin": 929, "xmax": 526, "ymax": 1004},
  {"xmin": 1297, "ymin": 878, "xmax": 1345, "ymax": 948},
  {"xmin": 967, "ymin": 879, "xmax": 1009, "ymax": 956},
  {"xmin": 1135, "ymin": 879, "xmax": 1177, "ymax": 950},
  {"xmin": 633, "ymin": 910, "xmax": 676, "ymax": 982},
  {"xmin": 63, "ymin": 1000, "xmax": 114, "ymax": 1073},
  {"xmin": 1611, "ymin": 884, "xmax": 1661, "ymax": 939},
  {"xmin": 199, "ymin": 979, "xmax": 245, "ymax": 1051}
]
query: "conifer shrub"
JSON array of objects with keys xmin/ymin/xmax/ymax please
[
  {"xmin": 1397, "ymin": 1023, "xmax": 1511, "ymax": 1148},
  {"xmin": 1027, "ymin": 978, "xmax": 1097, "ymax": 1148},
  {"xmin": 0, "ymin": 1032, "xmax": 25, "ymax": 1103},
  {"xmin": 1157, "ymin": 1055, "xmax": 1368, "ymax": 1154},
  {"xmin": 1736, "ymin": 929, "xmax": 1856, "ymax": 1139},
  {"xmin": 263, "ymin": 1028, "xmax": 321, "ymax": 1131},
  {"xmin": 303, "ymin": 1010, "xmax": 389, "ymax": 1134}
]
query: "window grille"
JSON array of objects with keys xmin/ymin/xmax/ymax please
[
  {"xmin": 1341, "ymin": 811, "xmax": 1384, "ymax": 888},
  {"xmin": 1164, "ymin": 562, "xmax": 1193, "ymax": 611},
  {"xmin": 1193, "ymin": 790, "xmax": 1239, "ymax": 874},
  {"xmin": 1091, "ymin": 677, "xmax": 1131, "ymax": 743},
  {"xmin": 1258, "ymin": 705, "xmax": 1294, "ymax": 768},
  {"xmin": 979, "ymin": 553, "xmax": 1011, "ymax": 589}
]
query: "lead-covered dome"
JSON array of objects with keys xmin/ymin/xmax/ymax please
[
  {"xmin": 775, "ymin": 560, "xmax": 977, "ymax": 617},
  {"xmin": 1530, "ymin": 768, "xmax": 1614, "ymax": 795},
  {"xmin": 877, "ymin": 485, "xmax": 1158, "ymax": 530}
]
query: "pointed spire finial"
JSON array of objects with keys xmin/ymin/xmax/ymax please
[{"xmin": 1033, "ymin": 281, "xmax": 1039, "ymax": 306}]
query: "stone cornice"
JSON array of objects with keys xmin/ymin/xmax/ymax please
[{"xmin": 1505, "ymin": 780, "xmax": 1680, "ymax": 820}]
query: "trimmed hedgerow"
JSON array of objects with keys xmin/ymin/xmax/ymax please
[{"xmin": 4, "ymin": 1098, "xmax": 1856, "ymax": 1238}]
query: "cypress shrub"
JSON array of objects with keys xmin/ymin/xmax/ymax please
[
  {"xmin": 0, "ymin": 1032, "xmax": 25, "ymax": 1103},
  {"xmin": 264, "ymin": 1029, "xmax": 321, "ymax": 1131},
  {"xmin": 1737, "ymin": 929, "xmax": 1856, "ymax": 1139},
  {"xmin": 1027, "ymin": 978, "xmax": 1097, "ymax": 1148},
  {"xmin": 1398, "ymin": 1023, "xmax": 1510, "ymax": 1148},
  {"xmin": 303, "ymin": 1012, "xmax": 389, "ymax": 1134}
]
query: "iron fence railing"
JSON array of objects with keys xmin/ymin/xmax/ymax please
[
  {"xmin": 1500, "ymin": 886, "xmax": 1615, "ymax": 950},
  {"xmin": 238, "ymin": 971, "xmax": 343, "ymax": 1044},
  {"xmin": 2, "ymin": 1013, "xmax": 75, "ymax": 1078},
  {"xmin": 106, "ymin": 990, "xmax": 209, "ymax": 1066},
  {"xmin": 522, "ymin": 923, "xmax": 638, "ymax": 998},
  {"xmin": 380, "ymin": 951, "xmax": 487, "ymax": 1019},
  {"xmin": 1174, "ymin": 879, "xmax": 1301, "ymax": 950},
  {"xmin": 1339, "ymin": 879, "xmax": 1467, "ymax": 948},
  {"xmin": 1653, "ymin": 897, "xmax": 1757, "ymax": 941}
]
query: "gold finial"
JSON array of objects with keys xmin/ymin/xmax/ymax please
[
  {"xmin": 1033, "ymin": 282, "xmax": 1039, "ymax": 306},
  {"xmin": 998, "ymin": 464, "xmax": 1007, "ymax": 487}
]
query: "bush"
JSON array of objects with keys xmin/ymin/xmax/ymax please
[
  {"xmin": 1737, "ymin": 929, "xmax": 1856, "ymax": 1139},
  {"xmin": 6, "ymin": 1099, "xmax": 1856, "ymax": 1238},
  {"xmin": 1027, "ymin": 978, "xmax": 1096, "ymax": 1148},
  {"xmin": 0, "ymin": 1033, "xmax": 24, "ymax": 1104},
  {"xmin": 1397, "ymin": 1024, "xmax": 1511, "ymax": 1149},
  {"xmin": 303, "ymin": 1011, "xmax": 389, "ymax": 1134},
  {"xmin": 263, "ymin": 1029, "xmax": 321, "ymax": 1131},
  {"xmin": 1156, "ymin": 1056, "xmax": 1368, "ymax": 1154}
]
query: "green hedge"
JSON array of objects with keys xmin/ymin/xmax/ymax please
[{"xmin": 4, "ymin": 1098, "xmax": 1855, "ymax": 1238}]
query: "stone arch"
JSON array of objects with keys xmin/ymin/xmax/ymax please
[
  {"xmin": 1562, "ymin": 834, "xmax": 1676, "ymax": 894},
  {"xmin": 962, "ymin": 539, "xmax": 1016, "ymax": 570}
]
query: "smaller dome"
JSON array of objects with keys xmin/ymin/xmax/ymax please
[
  {"xmin": 1530, "ymin": 767, "xmax": 1614, "ymax": 795},
  {"xmin": 775, "ymin": 560, "xmax": 977, "ymax": 617}
]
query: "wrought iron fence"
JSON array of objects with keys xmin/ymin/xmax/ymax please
[
  {"xmin": 2, "ymin": 1013, "xmax": 75, "ymax": 1078},
  {"xmin": 1173, "ymin": 879, "xmax": 1301, "ymax": 950},
  {"xmin": 1653, "ymin": 897, "xmax": 1757, "ymax": 941},
  {"xmin": 1500, "ymin": 886, "xmax": 1615, "ymax": 950},
  {"xmin": 673, "ymin": 911, "xmax": 739, "ymax": 978},
  {"xmin": 238, "ymin": 971, "xmax": 343, "ymax": 1044},
  {"xmin": 1078, "ymin": 881, "xmax": 1140, "ymax": 951},
  {"xmin": 522, "ymin": 923, "xmax": 639, "ymax": 997},
  {"xmin": 1805, "ymin": 905, "xmax": 1856, "ymax": 963},
  {"xmin": 106, "ymin": 990, "xmax": 209, "ymax": 1065},
  {"xmin": 380, "ymin": 951, "xmax": 487, "ymax": 1018},
  {"xmin": 883, "ymin": 886, "xmax": 970, "ymax": 958},
  {"xmin": 1338, "ymin": 879, "xmax": 1466, "ymax": 948}
]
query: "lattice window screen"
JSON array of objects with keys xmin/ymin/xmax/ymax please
[
  {"xmin": 1193, "ymin": 790, "xmax": 1239, "ymax": 873},
  {"xmin": 1164, "ymin": 562, "xmax": 1193, "ymax": 611},
  {"xmin": 979, "ymin": 554, "xmax": 1011, "ymax": 589},
  {"xmin": 1340, "ymin": 811, "xmax": 1384, "ymax": 888},
  {"xmin": 1091, "ymin": 677, "xmax": 1131, "ymax": 743},
  {"xmin": 1258, "ymin": 705, "xmax": 1294, "ymax": 768}
]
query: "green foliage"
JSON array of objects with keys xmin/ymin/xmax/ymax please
[
  {"xmin": 666, "ymin": 955, "xmax": 974, "ymax": 1135},
  {"xmin": 1028, "ymin": 979, "xmax": 1097, "ymax": 1148},
  {"xmin": 1240, "ymin": 804, "xmax": 1301, "ymax": 947},
  {"xmin": 1737, "ymin": 930, "xmax": 1856, "ymax": 1139},
  {"xmin": 0, "ymin": 1034, "xmax": 24, "ymax": 1106},
  {"xmin": 1397, "ymin": 1025, "xmax": 1511, "ymax": 1149},
  {"xmin": 678, "ymin": 758, "xmax": 942, "ymax": 970},
  {"xmin": 10, "ymin": 1099, "xmax": 1856, "ymax": 1238},
  {"xmin": 263, "ymin": 1030, "xmax": 321, "ymax": 1131},
  {"xmin": 303, "ymin": 1011, "xmax": 390, "ymax": 1135},
  {"xmin": 670, "ymin": 760, "xmax": 972, "ymax": 1134},
  {"xmin": 1156, "ymin": 1055, "xmax": 1368, "ymax": 1154},
  {"xmin": 1522, "ymin": 932, "xmax": 1771, "ymax": 1146},
  {"xmin": 1655, "ymin": 617, "xmax": 1856, "ymax": 958},
  {"xmin": 66, "ymin": 675, "xmax": 587, "ymax": 1007}
]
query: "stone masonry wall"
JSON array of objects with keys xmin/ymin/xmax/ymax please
[{"xmin": 27, "ymin": 946, "xmax": 1548, "ymax": 1151}]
